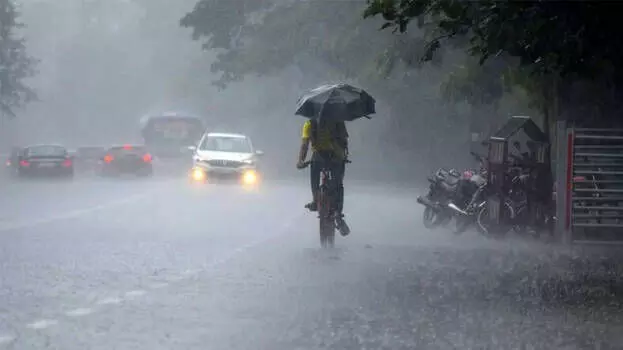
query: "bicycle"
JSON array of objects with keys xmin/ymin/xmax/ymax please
[{"xmin": 300, "ymin": 158, "xmax": 350, "ymax": 248}]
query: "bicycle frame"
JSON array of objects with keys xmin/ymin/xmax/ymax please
[{"xmin": 300, "ymin": 157, "xmax": 347, "ymax": 248}]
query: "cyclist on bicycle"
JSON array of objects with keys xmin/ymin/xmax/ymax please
[{"xmin": 296, "ymin": 119, "xmax": 350, "ymax": 236}]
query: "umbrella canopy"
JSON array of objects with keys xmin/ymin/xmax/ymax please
[{"xmin": 295, "ymin": 83, "xmax": 376, "ymax": 121}]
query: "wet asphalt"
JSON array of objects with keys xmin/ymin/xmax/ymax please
[{"xmin": 0, "ymin": 173, "xmax": 621, "ymax": 349}]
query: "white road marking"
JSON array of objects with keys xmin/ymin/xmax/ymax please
[
  {"xmin": 65, "ymin": 308, "xmax": 94, "ymax": 317},
  {"xmin": 124, "ymin": 290, "xmax": 146, "ymax": 298},
  {"xmin": 203, "ymin": 216, "xmax": 301, "ymax": 270},
  {"xmin": 9, "ymin": 213, "xmax": 302, "ymax": 339},
  {"xmin": 0, "ymin": 335, "xmax": 15, "ymax": 345},
  {"xmin": 181, "ymin": 269, "xmax": 200, "ymax": 276},
  {"xmin": 96, "ymin": 297, "xmax": 123, "ymax": 305},
  {"xmin": 26, "ymin": 319, "xmax": 58, "ymax": 330},
  {"xmin": 147, "ymin": 282, "xmax": 169, "ymax": 289},
  {"xmin": 0, "ymin": 192, "xmax": 151, "ymax": 232}
]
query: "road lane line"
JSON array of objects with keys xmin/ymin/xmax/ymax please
[
  {"xmin": 10, "ymin": 213, "xmax": 303, "ymax": 339},
  {"xmin": 0, "ymin": 335, "xmax": 15, "ymax": 345},
  {"xmin": 95, "ymin": 297, "xmax": 123, "ymax": 305},
  {"xmin": 26, "ymin": 319, "xmax": 58, "ymax": 330},
  {"xmin": 124, "ymin": 290, "xmax": 146, "ymax": 298},
  {"xmin": 64, "ymin": 308, "xmax": 94, "ymax": 317},
  {"xmin": 146, "ymin": 282, "xmax": 169, "ymax": 289},
  {"xmin": 181, "ymin": 269, "xmax": 200, "ymax": 276},
  {"xmin": 0, "ymin": 192, "xmax": 151, "ymax": 232},
  {"xmin": 202, "ymin": 214, "xmax": 303, "ymax": 270}
]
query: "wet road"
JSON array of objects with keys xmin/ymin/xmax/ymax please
[{"xmin": 0, "ymin": 176, "xmax": 622, "ymax": 349}]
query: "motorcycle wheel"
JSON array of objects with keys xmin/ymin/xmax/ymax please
[{"xmin": 423, "ymin": 207, "xmax": 444, "ymax": 229}]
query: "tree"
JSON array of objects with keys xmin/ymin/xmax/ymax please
[
  {"xmin": 180, "ymin": 0, "xmax": 431, "ymax": 88},
  {"xmin": 364, "ymin": 0, "xmax": 623, "ymax": 126},
  {"xmin": 178, "ymin": 0, "xmax": 526, "ymax": 170},
  {"xmin": 0, "ymin": 0, "xmax": 36, "ymax": 118}
]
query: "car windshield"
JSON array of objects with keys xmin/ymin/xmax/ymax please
[
  {"xmin": 200, "ymin": 136, "xmax": 251, "ymax": 153},
  {"xmin": 26, "ymin": 145, "xmax": 66, "ymax": 157}
]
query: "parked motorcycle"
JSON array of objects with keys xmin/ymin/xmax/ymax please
[
  {"xmin": 445, "ymin": 152, "xmax": 488, "ymax": 234},
  {"xmin": 417, "ymin": 168, "xmax": 462, "ymax": 228}
]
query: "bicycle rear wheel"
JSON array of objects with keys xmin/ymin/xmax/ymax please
[{"xmin": 318, "ymin": 186, "xmax": 335, "ymax": 248}]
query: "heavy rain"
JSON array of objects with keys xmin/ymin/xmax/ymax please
[{"xmin": 0, "ymin": 0, "xmax": 622, "ymax": 349}]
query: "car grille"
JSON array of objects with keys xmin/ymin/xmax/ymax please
[{"xmin": 206, "ymin": 159, "xmax": 243, "ymax": 168}]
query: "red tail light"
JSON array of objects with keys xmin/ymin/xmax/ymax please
[
  {"xmin": 62, "ymin": 159, "xmax": 72, "ymax": 167},
  {"xmin": 103, "ymin": 154, "xmax": 114, "ymax": 163},
  {"xmin": 573, "ymin": 176, "xmax": 586, "ymax": 181},
  {"xmin": 19, "ymin": 160, "xmax": 30, "ymax": 167},
  {"xmin": 142, "ymin": 153, "xmax": 152, "ymax": 163},
  {"xmin": 123, "ymin": 144, "xmax": 133, "ymax": 150}
]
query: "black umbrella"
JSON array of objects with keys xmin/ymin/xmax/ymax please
[{"xmin": 295, "ymin": 83, "xmax": 376, "ymax": 121}]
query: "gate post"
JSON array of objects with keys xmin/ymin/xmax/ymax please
[{"xmin": 555, "ymin": 121, "xmax": 573, "ymax": 244}]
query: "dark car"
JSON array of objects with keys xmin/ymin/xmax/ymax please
[
  {"xmin": 74, "ymin": 146, "xmax": 106, "ymax": 173},
  {"xmin": 98, "ymin": 145, "xmax": 153, "ymax": 177},
  {"xmin": 16, "ymin": 144, "xmax": 74, "ymax": 179}
]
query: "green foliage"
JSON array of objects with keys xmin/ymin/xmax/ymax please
[
  {"xmin": 364, "ymin": 0, "xmax": 623, "ymax": 82},
  {"xmin": 180, "ymin": 0, "xmax": 422, "ymax": 88},
  {"xmin": 180, "ymin": 0, "xmax": 272, "ymax": 51},
  {"xmin": 180, "ymin": 0, "xmax": 472, "ymax": 168},
  {"xmin": 0, "ymin": 0, "xmax": 37, "ymax": 118}
]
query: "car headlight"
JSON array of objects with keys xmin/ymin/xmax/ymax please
[
  {"xmin": 190, "ymin": 167, "xmax": 206, "ymax": 181},
  {"xmin": 242, "ymin": 169, "xmax": 258, "ymax": 185}
]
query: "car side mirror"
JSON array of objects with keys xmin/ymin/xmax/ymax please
[{"xmin": 255, "ymin": 150, "xmax": 264, "ymax": 156}]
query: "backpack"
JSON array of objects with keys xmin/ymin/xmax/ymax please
[{"xmin": 310, "ymin": 119, "xmax": 348, "ymax": 152}]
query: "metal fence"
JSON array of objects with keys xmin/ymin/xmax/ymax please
[{"xmin": 555, "ymin": 122, "xmax": 623, "ymax": 244}]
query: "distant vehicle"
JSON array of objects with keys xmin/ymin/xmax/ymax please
[
  {"xmin": 139, "ymin": 112, "xmax": 206, "ymax": 159},
  {"xmin": 74, "ymin": 146, "xmax": 106, "ymax": 173},
  {"xmin": 15, "ymin": 144, "xmax": 74, "ymax": 179},
  {"xmin": 98, "ymin": 144, "xmax": 153, "ymax": 177},
  {"xmin": 189, "ymin": 132, "xmax": 263, "ymax": 185},
  {"xmin": 5, "ymin": 146, "xmax": 23, "ymax": 174}
]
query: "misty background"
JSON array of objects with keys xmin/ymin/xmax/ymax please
[{"xmin": 4, "ymin": 0, "xmax": 539, "ymax": 183}]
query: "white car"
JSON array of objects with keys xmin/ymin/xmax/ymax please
[{"xmin": 188, "ymin": 132, "xmax": 263, "ymax": 185}]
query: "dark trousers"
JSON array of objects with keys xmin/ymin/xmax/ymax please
[{"xmin": 310, "ymin": 152, "xmax": 345, "ymax": 213}]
